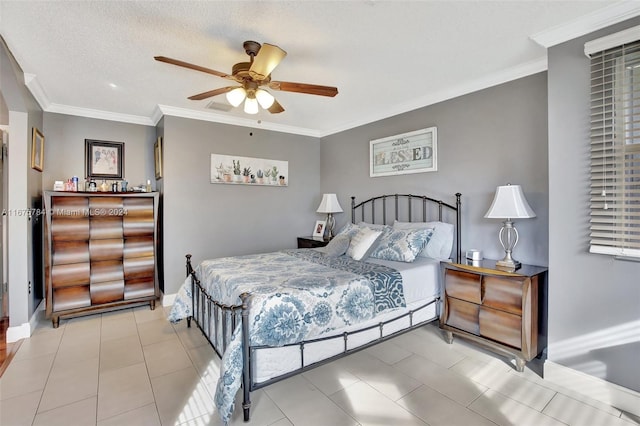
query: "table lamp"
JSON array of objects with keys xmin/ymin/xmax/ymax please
[
  {"xmin": 317, "ymin": 193, "xmax": 343, "ymax": 239},
  {"xmin": 484, "ymin": 184, "xmax": 536, "ymax": 270}
]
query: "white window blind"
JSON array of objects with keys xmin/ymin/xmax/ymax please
[{"xmin": 589, "ymin": 39, "xmax": 640, "ymax": 258}]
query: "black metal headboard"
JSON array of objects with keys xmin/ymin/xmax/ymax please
[{"xmin": 351, "ymin": 193, "xmax": 462, "ymax": 263}]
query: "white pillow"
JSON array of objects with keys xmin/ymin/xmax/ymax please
[
  {"xmin": 346, "ymin": 227, "xmax": 383, "ymax": 261},
  {"xmin": 315, "ymin": 234, "xmax": 350, "ymax": 257},
  {"xmin": 393, "ymin": 220, "xmax": 454, "ymax": 260}
]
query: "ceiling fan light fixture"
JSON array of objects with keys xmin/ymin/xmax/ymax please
[
  {"xmin": 244, "ymin": 96, "xmax": 259, "ymax": 114},
  {"xmin": 226, "ymin": 87, "xmax": 246, "ymax": 107},
  {"xmin": 255, "ymin": 89, "xmax": 275, "ymax": 109}
]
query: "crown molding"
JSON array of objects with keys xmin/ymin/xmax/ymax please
[
  {"xmin": 23, "ymin": 73, "xmax": 50, "ymax": 109},
  {"xmin": 530, "ymin": 2, "xmax": 640, "ymax": 48},
  {"xmin": 320, "ymin": 57, "xmax": 547, "ymax": 137},
  {"xmin": 156, "ymin": 105, "xmax": 322, "ymax": 137},
  {"xmin": 46, "ymin": 103, "xmax": 155, "ymax": 126}
]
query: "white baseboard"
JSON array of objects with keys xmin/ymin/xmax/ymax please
[
  {"xmin": 6, "ymin": 322, "xmax": 30, "ymax": 342},
  {"xmin": 544, "ymin": 360, "xmax": 640, "ymax": 417},
  {"xmin": 162, "ymin": 292, "xmax": 177, "ymax": 307}
]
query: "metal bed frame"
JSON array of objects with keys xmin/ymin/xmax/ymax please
[{"xmin": 185, "ymin": 193, "xmax": 461, "ymax": 421}]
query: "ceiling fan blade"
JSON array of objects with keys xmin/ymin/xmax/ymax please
[
  {"xmin": 268, "ymin": 99, "xmax": 285, "ymax": 114},
  {"xmin": 188, "ymin": 86, "xmax": 237, "ymax": 101},
  {"xmin": 249, "ymin": 43, "xmax": 287, "ymax": 81},
  {"xmin": 269, "ymin": 81, "xmax": 338, "ymax": 97},
  {"xmin": 155, "ymin": 56, "xmax": 232, "ymax": 79}
]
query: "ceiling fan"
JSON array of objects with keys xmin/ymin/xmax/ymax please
[{"xmin": 155, "ymin": 40, "xmax": 338, "ymax": 114}]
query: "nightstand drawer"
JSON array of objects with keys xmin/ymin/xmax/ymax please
[
  {"xmin": 444, "ymin": 269, "xmax": 481, "ymax": 304},
  {"xmin": 479, "ymin": 306, "xmax": 522, "ymax": 349},
  {"xmin": 482, "ymin": 276, "xmax": 524, "ymax": 315},
  {"xmin": 445, "ymin": 297, "xmax": 480, "ymax": 335}
]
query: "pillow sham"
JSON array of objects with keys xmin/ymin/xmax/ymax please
[
  {"xmin": 346, "ymin": 227, "xmax": 383, "ymax": 261},
  {"xmin": 370, "ymin": 228, "xmax": 434, "ymax": 262},
  {"xmin": 315, "ymin": 234, "xmax": 351, "ymax": 257},
  {"xmin": 393, "ymin": 220, "xmax": 454, "ymax": 260},
  {"xmin": 336, "ymin": 222, "xmax": 361, "ymax": 238}
]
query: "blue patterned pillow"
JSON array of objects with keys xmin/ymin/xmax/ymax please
[{"xmin": 369, "ymin": 228, "xmax": 434, "ymax": 262}]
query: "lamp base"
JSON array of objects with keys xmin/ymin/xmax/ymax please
[{"xmin": 495, "ymin": 257, "xmax": 521, "ymax": 272}]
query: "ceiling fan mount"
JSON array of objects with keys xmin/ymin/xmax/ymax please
[{"xmin": 154, "ymin": 40, "xmax": 338, "ymax": 114}]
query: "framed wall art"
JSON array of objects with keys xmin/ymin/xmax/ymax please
[
  {"xmin": 370, "ymin": 127, "xmax": 437, "ymax": 177},
  {"xmin": 211, "ymin": 153, "xmax": 288, "ymax": 186},
  {"xmin": 85, "ymin": 139, "xmax": 124, "ymax": 179},
  {"xmin": 154, "ymin": 137, "xmax": 163, "ymax": 179},
  {"xmin": 31, "ymin": 127, "xmax": 44, "ymax": 172}
]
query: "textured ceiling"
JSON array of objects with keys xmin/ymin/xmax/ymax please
[{"xmin": 0, "ymin": 1, "xmax": 637, "ymax": 136}]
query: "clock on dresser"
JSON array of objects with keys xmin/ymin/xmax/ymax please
[{"xmin": 440, "ymin": 260, "xmax": 548, "ymax": 372}]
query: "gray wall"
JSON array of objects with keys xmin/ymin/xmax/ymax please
[
  {"xmin": 42, "ymin": 113, "xmax": 156, "ymax": 191},
  {"xmin": 161, "ymin": 116, "xmax": 320, "ymax": 295},
  {"xmin": 321, "ymin": 73, "xmax": 549, "ymax": 267},
  {"xmin": 548, "ymin": 18, "xmax": 640, "ymax": 393}
]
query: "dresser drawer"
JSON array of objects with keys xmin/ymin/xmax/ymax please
[
  {"xmin": 479, "ymin": 305, "xmax": 522, "ymax": 349},
  {"xmin": 444, "ymin": 297, "xmax": 480, "ymax": 335},
  {"xmin": 482, "ymin": 276, "xmax": 524, "ymax": 315},
  {"xmin": 444, "ymin": 269, "xmax": 481, "ymax": 304}
]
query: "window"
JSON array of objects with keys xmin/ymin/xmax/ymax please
[{"xmin": 588, "ymin": 31, "xmax": 640, "ymax": 258}]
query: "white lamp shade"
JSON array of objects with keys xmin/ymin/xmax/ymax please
[
  {"xmin": 226, "ymin": 87, "xmax": 246, "ymax": 107},
  {"xmin": 317, "ymin": 193, "xmax": 343, "ymax": 213},
  {"xmin": 484, "ymin": 184, "xmax": 536, "ymax": 219},
  {"xmin": 243, "ymin": 97, "xmax": 259, "ymax": 114},
  {"xmin": 255, "ymin": 89, "xmax": 275, "ymax": 109}
]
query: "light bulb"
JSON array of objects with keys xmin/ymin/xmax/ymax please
[
  {"xmin": 255, "ymin": 89, "xmax": 275, "ymax": 109},
  {"xmin": 226, "ymin": 87, "xmax": 246, "ymax": 107},
  {"xmin": 244, "ymin": 97, "xmax": 259, "ymax": 114}
]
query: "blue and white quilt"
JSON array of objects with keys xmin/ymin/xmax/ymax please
[{"xmin": 168, "ymin": 249, "xmax": 405, "ymax": 424}]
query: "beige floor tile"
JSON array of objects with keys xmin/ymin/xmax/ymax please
[
  {"xmin": 101, "ymin": 311, "xmax": 139, "ymax": 342},
  {"xmin": 143, "ymin": 337, "xmax": 193, "ymax": 378},
  {"xmin": 63, "ymin": 314, "xmax": 102, "ymax": 335},
  {"xmin": 97, "ymin": 402, "xmax": 161, "ymax": 426},
  {"xmin": 225, "ymin": 389, "xmax": 285, "ymax": 426},
  {"xmin": 97, "ymin": 362, "xmax": 155, "ymax": 421},
  {"xmin": 187, "ymin": 344, "xmax": 221, "ymax": 393},
  {"xmin": 133, "ymin": 305, "xmax": 167, "ymax": 324},
  {"xmin": 392, "ymin": 331, "xmax": 467, "ymax": 369},
  {"xmin": 364, "ymin": 339, "xmax": 413, "ymax": 365},
  {"xmin": 38, "ymin": 356, "xmax": 99, "ymax": 413},
  {"xmin": 56, "ymin": 330, "xmax": 101, "ymax": 364},
  {"xmin": 150, "ymin": 366, "xmax": 215, "ymax": 425},
  {"xmin": 469, "ymin": 389, "xmax": 566, "ymax": 426},
  {"xmin": 99, "ymin": 334, "xmax": 145, "ymax": 372},
  {"xmin": 137, "ymin": 317, "xmax": 179, "ymax": 346},
  {"xmin": 173, "ymin": 319, "xmax": 212, "ymax": 349},
  {"xmin": 333, "ymin": 351, "xmax": 421, "ymax": 401},
  {"xmin": 397, "ymin": 385, "xmax": 497, "ymax": 426},
  {"xmin": 302, "ymin": 362, "xmax": 361, "ymax": 396},
  {"xmin": 12, "ymin": 327, "xmax": 63, "ymax": 361},
  {"xmin": 0, "ymin": 390, "xmax": 41, "ymax": 426},
  {"xmin": 32, "ymin": 396, "xmax": 97, "ymax": 426},
  {"xmin": 543, "ymin": 393, "xmax": 636, "ymax": 426},
  {"xmin": 265, "ymin": 375, "xmax": 357, "ymax": 426},
  {"xmin": 331, "ymin": 381, "xmax": 427, "ymax": 426},
  {"xmin": 0, "ymin": 353, "xmax": 55, "ymax": 400},
  {"xmin": 394, "ymin": 353, "xmax": 487, "ymax": 406}
]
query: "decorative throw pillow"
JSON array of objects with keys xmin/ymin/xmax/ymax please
[
  {"xmin": 316, "ymin": 234, "xmax": 351, "ymax": 257},
  {"xmin": 346, "ymin": 227, "xmax": 383, "ymax": 261},
  {"xmin": 336, "ymin": 222, "xmax": 361, "ymax": 238},
  {"xmin": 370, "ymin": 228, "xmax": 434, "ymax": 262},
  {"xmin": 393, "ymin": 220, "xmax": 454, "ymax": 260}
]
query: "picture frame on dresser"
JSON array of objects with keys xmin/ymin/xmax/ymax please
[
  {"xmin": 312, "ymin": 220, "xmax": 326, "ymax": 238},
  {"xmin": 85, "ymin": 139, "xmax": 124, "ymax": 179}
]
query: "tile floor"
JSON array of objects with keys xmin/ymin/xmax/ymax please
[{"xmin": 0, "ymin": 305, "xmax": 638, "ymax": 426}]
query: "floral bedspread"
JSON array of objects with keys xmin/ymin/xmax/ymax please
[{"xmin": 168, "ymin": 249, "xmax": 404, "ymax": 424}]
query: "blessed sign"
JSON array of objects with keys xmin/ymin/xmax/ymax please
[{"xmin": 369, "ymin": 127, "xmax": 437, "ymax": 177}]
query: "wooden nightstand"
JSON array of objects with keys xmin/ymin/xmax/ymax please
[
  {"xmin": 297, "ymin": 236, "xmax": 330, "ymax": 248},
  {"xmin": 440, "ymin": 260, "xmax": 547, "ymax": 371}
]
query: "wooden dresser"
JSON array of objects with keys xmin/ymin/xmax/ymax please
[
  {"xmin": 44, "ymin": 191, "xmax": 160, "ymax": 327},
  {"xmin": 440, "ymin": 260, "xmax": 547, "ymax": 371}
]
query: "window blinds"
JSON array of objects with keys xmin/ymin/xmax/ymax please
[{"xmin": 589, "ymin": 39, "xmax": 640, "ymax": 258}]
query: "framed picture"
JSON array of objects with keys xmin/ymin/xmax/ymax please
[
  {"xmin": 370, "ymin": 127, "xmax": 437, "ymax": 177},
  {"xmin": 210, "ymin": 153, "xmax": 288, "ymax": 186},
  {"xmin": 85, "ymin": 139, "xmax": 124, "ymax": 179},
  {"xmin": 31, "ymin": 127, "xmax": 44, "ymax": 172},
  {"xmin": 312, "ymin": 220, "xmax": 327, "ymax": 238},
  {"xmin": 154, "ymin": 137, "xmax": 163, "ymax": 179}
]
